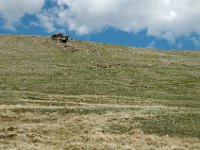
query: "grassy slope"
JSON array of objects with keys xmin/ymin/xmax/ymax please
[{"xmin": 0, "ymin": 34, "xmax": 200, "ymax": 149}]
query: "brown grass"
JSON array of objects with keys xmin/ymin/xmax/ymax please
[{"xmin": 0, "ymin": 93, "xmax": 200, "ymax": 150}]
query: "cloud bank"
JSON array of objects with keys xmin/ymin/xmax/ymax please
[
  {"xmin": 0, "ymin": 0, "xmax": 44, "ymax": 29},
  {"xmin": 54, "ymin": 0, "xmax": 200, "ymax": 43},
  {"xmin": 1, "ymin": 0, "xmax": 200, "ymax": 44}
]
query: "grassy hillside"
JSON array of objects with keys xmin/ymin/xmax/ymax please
[{"xmin": 0, "ymin": 34, "xmax": 200, "ymax": 149}]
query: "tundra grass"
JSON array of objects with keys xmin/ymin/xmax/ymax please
[{"xmin": 0, "ymin": 34, "xmax": 200, "ymax": 149}]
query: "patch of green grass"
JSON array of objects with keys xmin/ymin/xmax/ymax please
[
  {"xmin": 107, "ymin": 123, "xmax": 135, "ymax": 134},
  {"xmin": 140, "ymin": 113, "xmax": 200, "ymax": 138},
  {"xmin": 1, "ymin": 35, "xmax": 200, "ymax": 101},
  {"xmin": 104, "ymin": 111, "xmax": 200, "ymax": 138}
]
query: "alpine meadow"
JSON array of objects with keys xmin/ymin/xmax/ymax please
[{"xmin": 0, "ymin": 34, "xmax": 200, "ymax": 150}]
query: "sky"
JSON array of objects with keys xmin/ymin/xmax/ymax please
[{"xmin": 0, "ymin": 0, "xmax": 200, "ymax": 50}]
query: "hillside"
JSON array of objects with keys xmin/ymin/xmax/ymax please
[{"xmin": 0, "ymin": 34, "xmax": 200, "ymax": 149}]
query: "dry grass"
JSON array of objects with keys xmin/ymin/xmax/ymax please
[
  {"xmin": 0, "ymin": 92, "xmax": 200, "ymax": 150},
  {"xmin": 0, "ymin": 35, "xmax": 200, "ymax": 149}
]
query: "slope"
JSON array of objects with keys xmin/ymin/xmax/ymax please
[{"xmin": 0, "ymin": 34, "xmax": 200, "ymax": 149}]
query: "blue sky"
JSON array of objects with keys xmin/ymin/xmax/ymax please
[{"xmin": 0, "ymin": 0, "xmax": 200, "ymax": 50}]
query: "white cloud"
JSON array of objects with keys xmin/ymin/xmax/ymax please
[
  {"xmin": 36, "ymin": 11, "xmax": 56, "ymax": 33},
  {"xmin": 0, "ymin": 0, "xmax": 44, "ymax": 29},
  {"xmin": 51, "ymin": 0, "xmax": 200, "ymax": 42},
  {"xmin": 147, "ymin": 41, "xmax": 156, "ymax": 49},
  {"xmin": 192, "ymin": 37, "xmax": 200, "ymax": 48}
]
